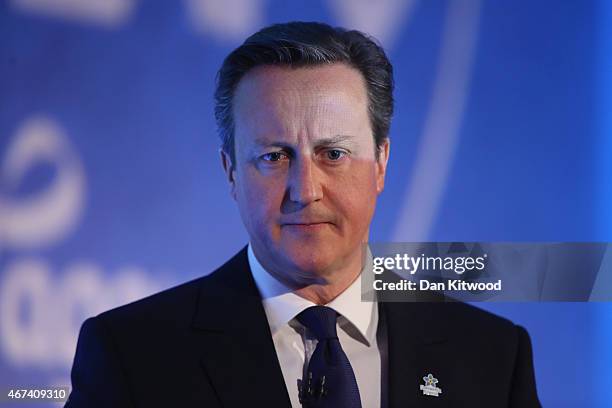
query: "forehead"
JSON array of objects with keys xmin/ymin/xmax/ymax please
[
  {"xmin": 232, "ymin": 63, "xmax": 370, "ymax": 144},
  {"xmin": 235, "ymin": 63, "xmax": 368, "ymax": 101}
]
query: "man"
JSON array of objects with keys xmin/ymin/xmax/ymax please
[{"xmin": 66, "ymin": 22, "xmax": 540, "ymax": 407}]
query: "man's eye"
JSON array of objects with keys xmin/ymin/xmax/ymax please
[
  {"xmin": 326, "ymin": 149, "xmax": 347, "ymax": 161},
  {"xmin": 261, "ymin": 152, "xmax": 287, "ymax": 162}
]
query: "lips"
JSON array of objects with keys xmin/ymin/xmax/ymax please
[
  {"xmin": 281, "ymin": 221, "xmax": 334, "ymax": 230},
  {"xmin": 281, "ymin": 214, "xmax": 335, "ymax": 228},
  {"xmin": 283, "ymin": 222, "xmax": 329, "ymax": 226},
  {"xmin": 282, "ymin": 222, "xmax": 331, "ymax": 228}
]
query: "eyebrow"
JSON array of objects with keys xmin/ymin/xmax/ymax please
[{"xmin": 253, "ymin": 134, "xmax": 357, "ymax": 149}]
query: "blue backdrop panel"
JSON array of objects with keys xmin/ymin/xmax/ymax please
[{"xmin": 0, "ymin": 1, "xmax": 609, "ymax": 406}]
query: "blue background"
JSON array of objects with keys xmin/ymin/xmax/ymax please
[{"xmin": 0, "ymin": 0, "xmax": 610, "ymax": 406}]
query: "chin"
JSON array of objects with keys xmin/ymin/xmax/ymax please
[{"xmin": 280, "ymin": 243, "xmax": 336, "ymax": 277}]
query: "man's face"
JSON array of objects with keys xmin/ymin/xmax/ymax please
[{"xmin": 222, "ymin": 63, "xmax": 389, "ymax": 285}]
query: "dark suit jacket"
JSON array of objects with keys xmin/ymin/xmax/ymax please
[{"xmin": 66, "ymin": 246, "xmax": 541, "ymax": 407}]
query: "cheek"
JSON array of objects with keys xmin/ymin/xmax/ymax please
[
  {"xmin": 235, "ymin": 168, "xmax": 285, "ymax": 230},
  {"xmin": 341, "ymin": 191, "xmax": 377, "ymax": 228},
  {"xmin": 329, "ymin": 164, "xmax": 379, "ymax": 228}
]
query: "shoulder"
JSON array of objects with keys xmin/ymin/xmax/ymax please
[
  {"xmin": 438, "ymin": 301, "xmax": 515, "ymax": 332},
  {"xmin": 436, "ymin": 302, "xmax": 539, "ymax": 406},
  {"xmin": 423, "ymin": 301, "xmax": 533, "ymax": 380},
  {"xmin": 93, "ymin": 246, "xmax": 250, "ymax": 331},
  {"xmin": 434, "ymin": 301, "xmax": 524, "ymax": 346},
  {"xmin": 96, "ymin": 275, "xmax": 206, "ymax": 328},
  {"xmin": 386, "ymin": 300, "xmax": 529, "ymax": 360}
]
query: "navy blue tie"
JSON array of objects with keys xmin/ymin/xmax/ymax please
[{"xmin": 296, "ymin": 306, "xmax": 362, "ymax": 408}]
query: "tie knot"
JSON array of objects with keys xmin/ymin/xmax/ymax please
[{"xmin": 296, "ymin": 306, "xmax": 339, "ymax": 340}]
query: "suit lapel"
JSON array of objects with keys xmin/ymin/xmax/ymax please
[
  {"xmin": 191, "ymin": 247, "xmax": 291, "ymax": 408},
  {"xmin": 382, "ymin": 299, "xmax": 450, "ymax": 408},
  {"xmin": 190, "ymin": 248, "xmax": 455, "ymax": 407}
]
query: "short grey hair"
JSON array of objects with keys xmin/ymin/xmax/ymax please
[{"xmin": 214, "ymin": 21, "xmax": 394, "ymax": 163}]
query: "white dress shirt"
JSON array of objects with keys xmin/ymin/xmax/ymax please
[{"xmin": 248, "ymin": 244, "xmax": 382, "ymax": 408}]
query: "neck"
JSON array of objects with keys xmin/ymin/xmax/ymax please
[
  {"xmin": 291, "ymin": 247, "xmax": 365, "ymax": 304},
  {"xmin": 294, "ymin": 265, "xmax": 361, "ymax": 304},
  {"xmin": 250, "ymin": 241, "xmax": 368, "ymax": 304}
]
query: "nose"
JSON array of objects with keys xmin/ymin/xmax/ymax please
[{"xmin": 288, "ymin": 156, "xmax": 323, "ymax": 206}]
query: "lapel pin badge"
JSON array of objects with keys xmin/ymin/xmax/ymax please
[{"xmin": 420, "ymin": 373, "xmax": 442, "ymax": 397}]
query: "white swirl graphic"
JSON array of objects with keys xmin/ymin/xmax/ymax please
[{"xmin": 0, "ymin": 115, "xmax": 85, "ymax": 249}]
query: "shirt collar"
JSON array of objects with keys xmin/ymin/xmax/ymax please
[{"xmin": 248, "ymin": 244, "xmax": 376, "ymax": 345}]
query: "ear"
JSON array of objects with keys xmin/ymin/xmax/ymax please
[
  {"xmin": 375, "ymin": 138, "xmax": 390, "ymax": 194},
  {"xmin": 219, "ymin": 148, "xmax": 237, "ymax": 200}
]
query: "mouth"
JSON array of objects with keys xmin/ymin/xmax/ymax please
[{"xmin": 282, "ymin": 222, "xmax": 332, "ymax": 229}]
